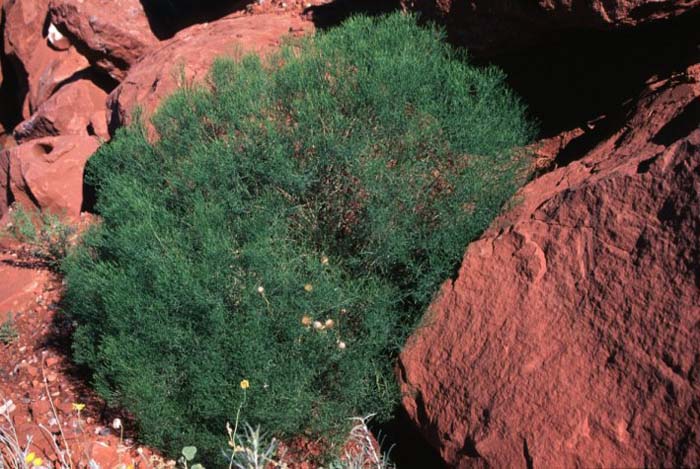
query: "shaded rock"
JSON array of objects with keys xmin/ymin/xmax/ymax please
[
  {"xmin": 49, "ymin": 0, "xmax": 160, "ymax": 81},
  {"xmin": 108, "ymin": 12, "xmax": 313, "ymax": 133},
  {"xmin": 398, "ymin": 66, "xmax": 700, "ymax": 468},
  {"xmin": 13, "ymin": 79, "xmax": 109, "ymax": 143},
  {"xmin": 403, "ymin": 0, "xmax": 700, "ymax": 54},
  {"xmin": 0, "ymin": 136, "xmax": 100, "ymax": 219},
  {"xmin": 2, "ymin": 0, "xmax": 90, "ymax": 117},
  {"xmin": 0, "ymin": 123, "xmax": 12, "ymax": 150}
]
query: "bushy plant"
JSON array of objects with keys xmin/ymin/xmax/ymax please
[{"xmin": 62, "ymin": 13, "xmax": 535, "ymax": 463}]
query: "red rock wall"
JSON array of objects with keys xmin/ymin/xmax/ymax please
[{"xmin": 398, "ymin": 66, "xmax": 700, "ymax": 468}]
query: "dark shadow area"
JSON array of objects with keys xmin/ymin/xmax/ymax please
[
  {"xmin": 371, "ymin": 407, "xmax": 446, "ymax": 469},
  {"xmin": 80, "ymin": 177, "xmax": 97, "ymax": 213},
  {"xmin": 552, "ymin": 115, "xmax": 620, "ymax": 167},
  {"xmin": 45, "ymin": 66, "xmax": 120, "ymax": 101},
  {"xmin": 0, "ymin": 12, "xmax": 28, "ymax": 135},
  {"xmin": 481, "ymin": 8, "xmax": 700, "ymax": 139},
  {"xmin": 652, "ymin": 97, "xmax": 700, "ymax": 146},
  {"xmin": 306, "ymin": 0, "xmax": 401, "ymax": 30},
  {"xmin": 139, "ymin": 0, "xmax": 250, "ymax": 39}
]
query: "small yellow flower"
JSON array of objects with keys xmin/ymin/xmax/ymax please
[
  {"xmin": 240, "ymin": 379, "xmax": 250, "ymax": 390},
  {"xmin": 25, "ymin": 452, "xmax": 36, "ymax": 464},
  {"xmin": 72, "ymin": 402, "xmax": 85, "ymax": 412},
  {"xmin": 33, "ymin": 458, "xmax": 43, "ymax": 467},
  {"xmin": 304, "ymin": 283, "xmax": 313, "ymax": 292},
  {"xmin": 320, "ymin": 255, "xmax": 329, "ymax": 265}
]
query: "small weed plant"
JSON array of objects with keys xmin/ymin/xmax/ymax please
[
  {"xmin": 63, "ymin": 13, "xmax": 535, "ymax": 463},
  {"xmin": 4, "ymin": 204, "xmax": 76, "ymax": 270},
  {"xmin": 0, "ymin": 316, "xmax": 19, "ymax": 346}
]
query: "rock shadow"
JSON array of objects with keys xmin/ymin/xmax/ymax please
[
  {"xmin": 306, "ymin": 0, "xmax": 401, "ymax": 30},
  {"xmin": 139, "ymin": 0, "xmax": 251, "ymax": 39}
]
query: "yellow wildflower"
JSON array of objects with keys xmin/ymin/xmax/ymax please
[
  {"xmin": 304, "ymin": 283, "xmax": 313, "ymax": 292},
  {"xmin": 240, "ymin": 379, "xmax": 250, "ymax": 390},
  {"xmin": 25, "ymin": 452, "xmax": 36, "ymax": 464},
  {"xmin": 72, "ymin": 403, "xmax": 85, "ymax": 412},
  {"xmin": 33, "ymin": 458, "xmax": 43, "ymax": 467}
]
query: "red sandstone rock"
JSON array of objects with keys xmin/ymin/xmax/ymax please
[
  {"xmin": 398, "ymin": 68, "xmax": 700, "ymax": 467},
  {"xmin": 0, "ymin": 136, "xmax": 100, "ymax": 219},
  {"xmin": 49, "ymin": 0, "xmax": 160, "ymax": 81},
  {"xmin": 402, "ymin": 0, "xmax": 700, "ymax": 53},
  {"xmin": 13, "ymin": 79, "xmax": 109, "ymax": 143},
  {"xmin": 108, "ymin": 12, "xmax": 313, "ymax": 133},
  {"xmin": 0, "ymin": 258, "xmax": 48, "ymax": 322},
  {"xmin": 2, "ymin": 0, "xmax": 90, "ymax": 117}
]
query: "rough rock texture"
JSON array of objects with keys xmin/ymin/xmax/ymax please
[
  {"xmin": 402, "ymin": 0, "xmax": 700, "ymax": 54},
  {"xmin": 0, "ymin": 136, "xmax": 100, "ymax": 219},
  {"xmin": 49, "ymin": 0, "xmax": 159, "ymax": 81},
  {"xmin": 0, "ymin": 250, "xmax": 49, "ymax": 323},
  {"xmin": 13, "ymin": 79, "xmax": 109, "ymax": 143},
  {"xmin": 2, "ymin": 0, "xmax": 90, "ymax": 117},
  {"xmin": 107, "ymin": 12, "xmax": 313, "ymax": 132},
  {"xmin": 398, "ymin": 66, "xmax": 700, "ymax": 468}
]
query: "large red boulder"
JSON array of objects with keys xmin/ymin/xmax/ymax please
[
  {"xmin": 48, "ymin": 0, "xmax": 159, "ymax": 81},
  {"xmin": 2, "ymin": 0, "xmax": 90, "ymax": 117},
  {"xmin": 0, "ymin": 136, "xmax": 100, "ymax": 220},
  {"xmin": 402, "ymin": 0, "xmax": 700, "ymax": 53},
  {"xmin": 107, "ymin": 12, "xmax": 313, "ymax": 132},
  {"xmin": 398, "ymin": 66, "xmax": 700, "ymax": 467},
  {"xmin": 13, "ymin": 79, "xmax": 109, "ymax": 143}
]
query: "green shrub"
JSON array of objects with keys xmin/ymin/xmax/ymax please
[{"xmin": 62, "ymin": 13, "xmax": 535, "ymax": 463}]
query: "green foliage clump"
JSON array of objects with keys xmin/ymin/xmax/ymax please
[{"xmin": 62, "ymin": 13, "xmax": 534, "ymax": 463}]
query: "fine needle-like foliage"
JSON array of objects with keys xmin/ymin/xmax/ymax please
[{"xmin": 62, "ymin": 12, "xmax": 535, "ymax": 464}]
